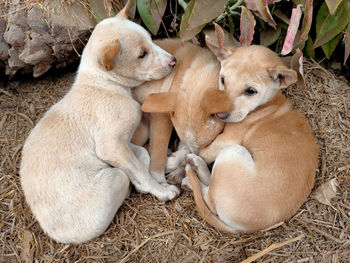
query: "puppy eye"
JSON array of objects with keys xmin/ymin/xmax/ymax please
[
  {"xmin": 220, "ymin": 76, "xmax": 225, "ymax": 85},
  {"xmin": 244, "ymin": 87, "xmax": 257, "ymax": 96},
  {"xmin": 138, "ymin": 50, "xmax": 147, "ymax": 59}
]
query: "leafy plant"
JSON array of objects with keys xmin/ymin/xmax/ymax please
[{"xmin": 88, "ymin": 0, "xmax": 350, "ymax": 64}]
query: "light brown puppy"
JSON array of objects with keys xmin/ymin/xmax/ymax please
[
  {"xmin": 20, "ymin": 1, "xmax": 179, "ymax": 244},
  {"xmin": 132, "ymin": 39, "xmax": 233, "ymax": 183},
  {"xmin": 183, "ymin": 38, "xmax": 319, "ymax": 233}
]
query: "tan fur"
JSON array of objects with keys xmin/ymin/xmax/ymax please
[
  {"xmin": 20, "ymin": 1, "xmax": 179, "ymax": 244},
  {"xmin": 131, "ymin": 40, "xmax": 232, "ymax": 183},
  {"xmin": 181, "ymin": 42, "xmax": 318, "ymax": 233}
]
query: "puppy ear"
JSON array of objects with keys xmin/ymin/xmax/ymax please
[
  {"xmin": 100, "ymin": 39, "xmax": 121, "ymax": 71},
  {"xmin": 142, "ymin": 92, "xmax": 176, "ymax": 113},
  {"xmin": 268, "ymin": 66, "xmax": 297, "ymax": 89},
  {"xmin": 202, "ymin": 88, "xmax": 233, "ymax": 115},
  {"xmin": 205, "ymin": 35, "xmax": 233, "ymax": 62},
  {"xmin": 116, "ymin": 0, "xmax": 132, "ymax": 18}
]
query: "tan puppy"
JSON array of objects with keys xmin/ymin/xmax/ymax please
[
  {"xmin": 20, "ymin": 1, "xmax": 179, "ymax": 244},
  {"xmin": 183, "ymin": 37, "xmax": 319, "ymax": 233},
  {"xmin": 132, "ymin": 39, "xmax": 233, "ymax": 183}
]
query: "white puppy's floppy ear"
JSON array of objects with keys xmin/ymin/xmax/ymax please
[
  {"xmin": 116, "ymin": 0, "xmax": 132, "ymax": 18},
  {"xmin": 268, "ymin": 66, "xmax": 298, "ymax": 89},
  {"xmin": 142, "ymin": 92, "xmax": 176, "ymax": 113},
  {"xmin": 100, "ymin": 39, "xmax": 121, "ymax": 71}
]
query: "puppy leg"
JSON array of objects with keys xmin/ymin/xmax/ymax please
[
  {"xmin": 149, "ymin": 113, "xmax": 173, "ymax": 183},
  {"xmin": 131, "ymin": 114, "xmax": 149, "ymax": 146},
  {"xmin": 46, "ymin": 167, "xmax": 130, "ymax": 244},
  {"xmin": 129, "ymin": 143, "xmax": 150, "ymax": 171},
  {"xmin": 185, "ymin": 154, "xmax": 211, "ymax": 185},
  {"xmin": 181, "ymin": 164, "xmax": 208, "ymax": 197},
  {"xmin": 165, "ymin": 141, "xmax": 190, "ymax": 173}
]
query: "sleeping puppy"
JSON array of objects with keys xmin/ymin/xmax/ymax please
[
  {"xmin": 132, "ymin": 39, "xmax": 233, "ymax": 183},
  {"xmin": 20, "ymin": 1, "xmax": 179, "ymax": 244},
  {"xmin": 183, "ymin": 35, "xmax": 318, "ymax": 233}
]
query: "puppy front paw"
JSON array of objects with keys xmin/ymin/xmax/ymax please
[{"xmin": 157, "ymin": 184, "xmax": 180, "ymax": 201}]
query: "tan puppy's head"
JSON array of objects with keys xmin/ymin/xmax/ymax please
[
  {"xmin": 142, "ymin": 88, "xmax": 233, "ymax": 152},
  {"xmin": 80, "ymin": 0, "xmax": 176, "ymax": 85},
  {"xmin": 206, "ymin": 36, "xmax": 297, "ymax": 122}
]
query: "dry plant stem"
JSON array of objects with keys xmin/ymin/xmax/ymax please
[{"xmin": 240, "ymin": 234, "xmax": 304, "ymax": 263}]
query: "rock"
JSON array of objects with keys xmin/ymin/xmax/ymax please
[
  {"xmin": 0, "ymin": 18, "xmax": 9, "ymax": 60},
  {"xmin": 4, "ymin": 24, "xmax": 26, "ymax": 47},
  {"xmin": 0, "ymin": 0, "xmax": 96, "ymax": 77}
]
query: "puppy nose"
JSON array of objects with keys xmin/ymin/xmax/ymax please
[
  {"xmin": 169, "ymin": 57, "xmax": 176, "ymax": 67},
  {"xmin": 215, "ymin": 112, "xmax": 229, "ymax": 120}
]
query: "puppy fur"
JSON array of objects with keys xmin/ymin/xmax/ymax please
[
  {"xmin": 20, "ymin": 2, "xmax": 179, "ymax": 244},
  {"xmin": 132, "ymin": 39, "xmax": 233, "ymax": 183},
  {"xmin": 184, "ymin": 41, "xmax": 319, "ymax": 233}
]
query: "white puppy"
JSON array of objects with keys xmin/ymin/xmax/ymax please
[{"xmin": 20, "ymin": 1, "xmax": 179, "ymax": 244}]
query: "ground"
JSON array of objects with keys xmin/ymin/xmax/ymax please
[{"xmin": 0, "ymin": 61, "xmax": 349, "ymax": 262}]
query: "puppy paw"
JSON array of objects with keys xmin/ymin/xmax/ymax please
[
  {"xmin": 157, "ymin": 184, "xmax": 180, "ymax": 201},
  {"xmin": 165, "ymin": 154, "xmax": 184, "ymax": 173},
  {"xmin": 166, "ymin": 166, "xmax": 186, "ymax": 185},
  {"xmin": 185, "ymin": 153, "xmax": 206, "ymax": 172},
  {"xmin": 181, "ymin": 176, "xmax": 192, "ymax": 191}
]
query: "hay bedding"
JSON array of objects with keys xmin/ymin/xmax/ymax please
[{"xmin": 0, "ymin": 61, "xmax": 349, "ymax": 263}]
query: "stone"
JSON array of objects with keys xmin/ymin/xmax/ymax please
[{"xmin": 4, "ymin": 25, "xmax": 25, "ymax": 47}]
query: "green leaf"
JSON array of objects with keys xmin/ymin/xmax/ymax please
[
  {"xmin": 304, "ymin": 36, "xmax": 315, "ymax": 58},
  {"xmin": 298, "ymin": 0, "xmax": 313, "ymax": 43},
  {"xmin": 260, "ymin": 25, "xmax": 281, "ymax": 46},
  {"xmin": 325, "ymin": 0, "xmax": 343, "ymax": 15},
  {"xmin": 89, "ymin": 0, "xmax": 115, "ymax": 22},
  {"xmin": 137, "ymin": 0, "xmax": 168, "ymax": 35},
  {"xmin": 314, "ymin": 0, "xmax": 350, "ymax": 48},
  {"xmin": 321, "ymin": 33, "xmax": 341, "ymax": 59},
  {"xmin": 187, "ymin": 0, "xmax": 226, "ymax": 29},
  {"xmin": 245, "ymin": 0, "xmax": 277, "ymax": 28}
]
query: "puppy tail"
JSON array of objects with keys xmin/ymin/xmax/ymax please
[{"xmin": 185, "ymin": 165, "xmax": 238, "ymax": 234}]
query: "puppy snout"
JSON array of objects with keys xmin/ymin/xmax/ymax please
[
  {"xmin": 215, "ymin": 112, "xmax": 229, "ymax": 120},
  {"xmin": 169, "ymin": 57, "xmax": 176, "ymax": 67}
]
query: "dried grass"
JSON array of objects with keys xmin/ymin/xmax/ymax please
[{"xmin": 0, "ymin": 60, "xmax": 349, "ymax": 262}]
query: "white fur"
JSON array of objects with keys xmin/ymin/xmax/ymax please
[{"xmin": 20, "ymin": 15, "xmax": 179, "ymax": 244}]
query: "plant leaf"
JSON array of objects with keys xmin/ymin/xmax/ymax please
[
  {"xmin": 260, "ymin": 25, "xmax": 281, "ymax": 46},
  {"xmin": 281, "ymin": 4, "xmax": 302, "ymax": 55},
  {"xmin": 245, "ymin": 0, "xmax": 277, "ymax": 28},
  {"xmin": 240, "ymin": 6, "xmax": 256, "ymax": 46},
  {"xmin": 311, "ymin": 178, "xmax": 338, "ymax": 207},
  {"xmin": 304, "ymin": 36, "xmax": 315, "ymax": 58},
  {"xmin": 273, "ymin": 9, "xmax": 290, "ymax": 24},
  {"xmin": 343, "ymin": 23, "xmax": 350, "ymax": 64},
  {"xmin": 325, "ymin": 0, "xmax": 343, "ymax": 15},
  {"xmin": 204, "ymin": 28, "xmax": 241, "ymax": 47},
  {"xmin": 137, "ymin": 0, "xmax": 168, "ymax": 35},
  {"xmin": 187, "ymin": 0, "xmax": 226, "ymax": 29},
  {"xmin": 314, "ymin": 0, "xmax": 350, "ymax": 48},
  {"xmin": 298, "ymin": 0, "xmax": 313, "ymax": 43},
  {"xmin": 321, "ymin": 33, "xmax": 342, "ymax": 59},
  {"xmin": 290, "ymin": 48, "xmax": 306, "ymax": 91},
  {"xmin": 89, "ymin": 0, "xmax": 115, "ymax": 22}
]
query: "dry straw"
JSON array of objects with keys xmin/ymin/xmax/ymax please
[{"xmin": 0, "ymin": 59, "xmax": 349, "ymax": 262}]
